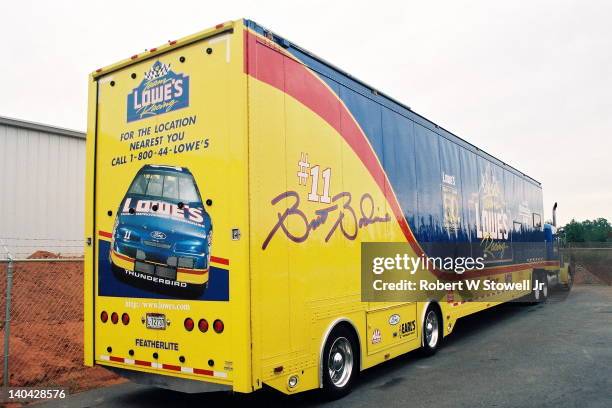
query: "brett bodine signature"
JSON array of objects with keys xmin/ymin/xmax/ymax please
[{"xmin": 262, "ymin": 191, "xmax": 391, "ymax": 250}]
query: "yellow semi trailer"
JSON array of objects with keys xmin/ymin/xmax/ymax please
[{"xmin": 84, "ymin": 19, "xmax": 569, "ymax": 398}]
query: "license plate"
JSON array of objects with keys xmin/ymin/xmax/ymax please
[{"xmin": 146, "ymin": 314, "xmax": 167, "ymax": 330}]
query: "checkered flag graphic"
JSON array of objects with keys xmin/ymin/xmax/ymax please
[{"xmin": 144, "ymin": 61, "xmax": 171, "ymax": 80}]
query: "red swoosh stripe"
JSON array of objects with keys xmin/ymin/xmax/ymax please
[
  {"xmin": 210, "ymin": 256, "xmax": 229, "ymax": 266},
  {"xmin": 245, "ymin": 32, "xmax": 417, "ymax": 247},
  {"xmin": 245, "ymin": 30, "xmax": 554, "ymax": 279}
]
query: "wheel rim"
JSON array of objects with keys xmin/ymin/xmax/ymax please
[
  {"xmin": 425, "ymin": 310, "xmax": 439, "ymax": 348},
  {"xmin": 327, "ymin": 337, "xmax": 353, "ymax": 388}
]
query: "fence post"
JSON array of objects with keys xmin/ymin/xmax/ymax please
[{"xmin": 3, "ymin": 258, "xmax": 13, "ymax": 388}]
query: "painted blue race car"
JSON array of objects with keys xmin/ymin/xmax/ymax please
[{"xmin": 110, "ymin": 165, "xmax": 212, "ymax": 298}]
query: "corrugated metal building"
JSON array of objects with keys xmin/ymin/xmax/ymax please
[{"xmin": 0, "ymin": 116, "xmax": 85, "ymax": 259}]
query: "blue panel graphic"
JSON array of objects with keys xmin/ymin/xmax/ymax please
[
  {"xmin": 414, "ymin": 123, "xmax": 443, "ymax": 245},
  {"xmin": 339, "ymin": 86, "xmax": 384, "ymax": 160},
  {"xmin": 460, "ymin": 148, "xmax": 479, "ymax": 246},
  {"xmin": 382, "ymin": 107, "xmax": 417, "ymax": 228},
  {"xmin": 438, "ymin": 137, "xmax": 468, "ymax": 244}
]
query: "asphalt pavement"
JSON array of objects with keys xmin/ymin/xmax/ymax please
[{"xmin": 39, "ymin": 285, "xmax": 612, "ymax": 408}]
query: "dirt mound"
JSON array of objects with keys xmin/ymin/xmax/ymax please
[
  {"xmin": 0, "ymin": 259, "xmax": 125, "ymax": 393},
  {"xmin": 564, "ymin": 248, "xmax": 612, "ymax": 285},
  {"xmin": 573, "ymin": 265, "xmax": 606, "ymax": 285}
]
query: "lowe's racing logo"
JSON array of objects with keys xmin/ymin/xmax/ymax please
[{"xmin": 127, "ymin": 61, "xmax": 189, "ymax": 122}]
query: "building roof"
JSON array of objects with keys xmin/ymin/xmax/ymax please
[{"xmin": 0, "ymin": 115, "xmax": 85, "ymax": 140}]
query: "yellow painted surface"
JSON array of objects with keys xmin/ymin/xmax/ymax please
[
  {"xmin": 83, "ymin": 75, "xmax": 97, "ymax": 367},
  {"xmin": 86, "ymin": 22, "xmax": 251, "ymax": 392}
]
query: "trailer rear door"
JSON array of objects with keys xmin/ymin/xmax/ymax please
[{"xmin": 90, "ymin": 27, "xmax": 250, "ymax": 389}]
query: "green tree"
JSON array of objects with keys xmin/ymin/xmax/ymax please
[
  {"xmin": 563, "ymin": 218, "xmax": 611, "ymax": 243},
  {"xmin": 564, "ymin": 219, "xmax": 585, "ymax": 242}
]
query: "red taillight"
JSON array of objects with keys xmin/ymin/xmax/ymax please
[
  {"xmin": 198, "ymin": 319, "xmax": 209, "ymax": 333},
  {"xmin": 100, "ymin": 311, "xmax": 108, "ymax": 323},
  {"xmin": 184, "ymin": 318, "xmax": 194, "ymax": 331},
  {"xmin": 111, "ymin": 312, "xmax": 119, "ymax": 324},
  {"xmin": 121, "ymin": 313, "xmax": 130, "ymax": 325},
  {"xmin": 213, "ymin": 319, "xmax": 224, "ymax": 333}
]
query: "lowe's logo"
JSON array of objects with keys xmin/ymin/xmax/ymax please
[{"xmin": 127, "ymin": 61, "xmax": 189, "ymax": 122}]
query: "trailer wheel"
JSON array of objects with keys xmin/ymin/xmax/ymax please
[
  {"xmin": 322, "ymin": 325, "xmax": 358, "ymax": 400},
  {"xmin": 421, "ymin": 305, "xmax": 442, "ymax": 356},
  {"xmin": 542, "ymin": 273, "xmax": 549, "ymax": 300},
  {"xmin": 529, "ymin": 271, "xmax": 548, "ymax": 304}
]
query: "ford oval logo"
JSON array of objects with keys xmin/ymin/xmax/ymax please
[
  {"xmin": 389, "ymin": 314, "xmax": 400, "ymax": 325},
  {"xmin": 150, "ymin": 231, "xmax": 166, "ymax": 240}
]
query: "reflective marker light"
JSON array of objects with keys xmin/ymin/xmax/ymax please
[
  {"xmin": 213, "ymin": 319, "xmax": 224, "ymax": 333},
  {"xmin": 122, "ymin": 313, "xmax": 130, "ymax": 325},
  {"xmin": 198, "ymin": 319, "xmax": 209, "ymax": 333},
  {"xmin": 184, "ymin": 318, "xmax": 194, "ymax": 331},
  {"xmin": 111, "ymin": 312, "xmax": 119, "ymax": 324},
  {"xmin": 288, "ymin": 375, "xmax": 299, "ymax": 388},
  {"xmin": 100, "ymin": 311, "xmax": 108, "ymax": 323}
]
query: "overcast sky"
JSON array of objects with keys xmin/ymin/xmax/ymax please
[{"xmin": 3, "ymin": 0, "xmax": 610, "ymax": 226}]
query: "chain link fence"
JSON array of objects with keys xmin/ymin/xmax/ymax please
[
  {"xmin": 560, "ymin": 243, "xmax": 612, "ymax": 285},
  {"xmin": 0, "ymin": 239, "xmax": 123, "ymax": 393}
]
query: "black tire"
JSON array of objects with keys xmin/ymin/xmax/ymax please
[
  {"xmin": 541, "ymin": 273, "xmax": 549, "ymax": 301},
  {"xmin": 321, "ymin": 325, "xmax": 359, "ymax": 400},
  {"xmin": 421, "ymin": 305, "xmax": 442, "ymax": 356},
  {"xmin": 529, "ymin": 270, "xmax": 548, "ymax": 304}
]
